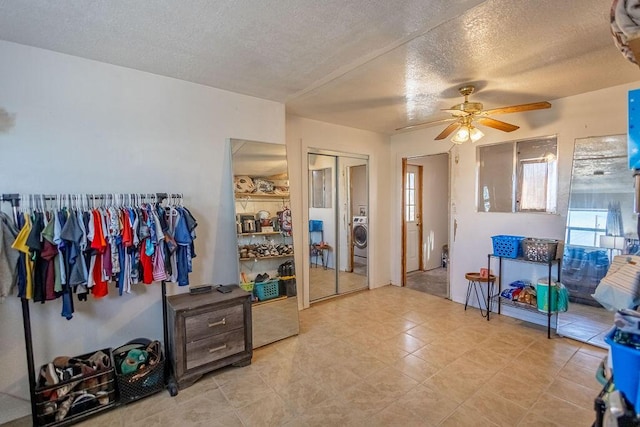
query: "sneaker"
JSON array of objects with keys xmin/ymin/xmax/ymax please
[
  {"xmin": 88, "ymin": 351, "xmax": 110, "ymax": 370},
  {"xmin": 52, "ymin": 356, "xmax": 70, "ymax": 369},
  {"xmin": 40, "ymin": 363, "xmax": 59, "ymax": 386},
  {"xmin": 255, "ymin": 273, "xmax": 269, "ymax": 283},
  {"xmin": 42, "ymin": 401, "xmax": 57, "ymax": 415},
  {"xmin": 55, "ymin": 395, "xmax": 74, "ymax": 422},
  {"xmin": 96, "ymin": 391, "xmax": 110, "ymax": 405},
  {"xmin": 52, "ymin": 379, "xmax": 81, "ymax": 400}
]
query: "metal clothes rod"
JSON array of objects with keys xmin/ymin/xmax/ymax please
[{"xmin": 1, "ymin": 192, "xmax": 183, "ymax": 202}]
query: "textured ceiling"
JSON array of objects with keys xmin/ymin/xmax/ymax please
[{"xmin": 0, "ymin": 0, "xmax": 638, "ymax": 134}]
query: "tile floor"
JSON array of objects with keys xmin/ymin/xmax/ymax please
[
  {"xmin": 3, "ymin": 285, "xmax": 605, "ymax": 427},
  {"xmin": 308, "ymin": 265, "xmax": 367, "ymax": 302}
]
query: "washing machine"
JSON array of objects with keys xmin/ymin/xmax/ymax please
[{"xmin": 352, "ymin": 216, "xmax": 368, "ymax": 259}]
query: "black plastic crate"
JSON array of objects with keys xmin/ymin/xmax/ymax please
[{"xmin": 113, "ymin": 340, "xmax": 165, "ymax": 404}]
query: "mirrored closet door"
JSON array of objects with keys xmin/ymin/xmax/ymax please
[
  {"xmin": 308, "ymin": 151, "xmax": 369, "ymax": 302},
  {"xmin": 558, "ymin": 134, "xmax": 636, "ymax": 347}
]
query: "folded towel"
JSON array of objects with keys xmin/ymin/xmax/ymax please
[
  {"xmin": 611, "ymin": 0, "xmax": 640, "ymax": 64},
  {"xmin": 616, "ymin": 0, "xmax": 640, "ymax": 38}
]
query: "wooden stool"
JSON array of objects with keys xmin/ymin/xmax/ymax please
[{"xmin": 464, "ymin": 272, "xmax": 496, "ymax": 318}]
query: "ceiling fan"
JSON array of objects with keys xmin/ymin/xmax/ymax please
[{"xmin": 396, "ymin": 85, "xmax": 551, "ymax": 143}]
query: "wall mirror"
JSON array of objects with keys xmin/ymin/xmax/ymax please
[
  {"xmin": 308, "ymin": 151, "xmax": 369, "ymax": 302},
  {"xmin": 230, "ymin": 139, "xmax": 299, "ymax": 348},
  {"xmin": 558, "ymin": 134, "xmax": 636, "ymax": 346}
]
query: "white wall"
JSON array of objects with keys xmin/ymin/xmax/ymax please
[
  {"xmin": 391, "ymin": 81, "xmax": 640, "ymax": 309},
  {"xmin": 0, "ymin": 41, "xmax": 284, "ymax": 406},
  {"xmin": 286, "ymin": 115, "xmax": 391, "ymax": 308}
]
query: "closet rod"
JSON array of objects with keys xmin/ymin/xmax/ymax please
[{"xmin": 1, "ymin": 192, "xmax": 183, "ymax": 204}]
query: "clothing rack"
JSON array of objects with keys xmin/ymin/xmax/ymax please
[{"xmin": 1, "ymin": 192, "xmax": 181, "ymax": 426}]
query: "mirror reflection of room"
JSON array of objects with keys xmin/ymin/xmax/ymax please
[
  {"xmin": 558, "ymin": 134, "xmax": 637, "ymax": 347},
  {"xmin": 308, "ymin": 152, "xmax": 368, "ymax": 302},
  {"xmin": 231, "ymin": 139, "xmax": 299, "ymax": 348}
]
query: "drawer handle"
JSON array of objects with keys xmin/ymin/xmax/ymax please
[
  {"xmin": 208, "ymin": 318, "xmax": 226, "ymax": 327},
  {"xmin": 209, "ymin": 344, "xmax": 227, "ymax": 353}
]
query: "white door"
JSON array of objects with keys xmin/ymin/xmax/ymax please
[{"xmin": 406, "ymin": 165, "xmax": 420, "ymax": 272}]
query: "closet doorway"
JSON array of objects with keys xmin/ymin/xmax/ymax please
[
  {"xmin": 402, "ymin": 154, "xmax": 450, "ymax": 299},
  {"xmin": 308, "ymin": 151, "xmax": 369, "ymax": 302}
]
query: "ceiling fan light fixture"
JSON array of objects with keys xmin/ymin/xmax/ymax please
[
  {"xmin": 451, "ymin": 125, "xmax": 484, "ymax": 144},
  {"xmin": 469, "ymin": 126, "xmax": 484, "ymax": 142},
  {"xmin": 451, "ymin": 126, "xmax": 470, "ymax": 144}
]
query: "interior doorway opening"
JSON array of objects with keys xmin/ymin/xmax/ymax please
[{"xmin": 402, "ymin": 153, "xmax": 450, "ymax": 299}]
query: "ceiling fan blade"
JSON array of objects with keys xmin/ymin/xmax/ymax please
[
  {"xmin": 475, "ymin": 117, "xmax": 519, "ymax": 132},
  {"xmin": 435, "ymin": 122, "xmax": 461, "ymax": 140},
  {"xmin": 482, "ymin": 101, "xmax": 551, "ymax": 116},
  {"xmin": 395, "ymin": 117, "xmax": 457, "ymax": 132}
]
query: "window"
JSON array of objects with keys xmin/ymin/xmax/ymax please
[
  {"xmin": 565, "ymin": 209, "xmax": 607, "ymax": 247},
  {"xmin": 405, "ymin": 171, "xmax": 416, "ymax": 221},
  {"xmin": 477, "ymin": 136, "xmax": 557, "ymax": 213}
]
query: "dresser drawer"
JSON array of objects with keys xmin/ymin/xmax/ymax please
[
  {"xmin": 185, "ymin": 304, "xmax": 244, "ymax": 343},
  {"xmin": 185, "ymin": 329, "xmax": 245, "ymax": 370}
]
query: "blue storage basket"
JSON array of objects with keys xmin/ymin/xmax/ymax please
[
  {"xmin": 253, "ymin": 279, "xmax": 280, "ymax": 301},
  {"xmin": 605, "ymin": 328, "xmax": 640, "ymax": 407},
  {"xmin": 491, "ymin": 235, "xmax": 525, "ymax": 258}
]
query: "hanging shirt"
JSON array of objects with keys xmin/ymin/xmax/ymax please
[
  {"xmin": 139, "ymin": 243, "xmax": 154, "ymax": 284},
  {"xmin": 0, "ymin": 212, "xmax": 19, "ymax": 300},
  {"xmin": 90, "ymin": 210, "xmax": 108, "ymax": 298},
  {"xmin": 165, "ymin": 206, "xmax": 179, "ymax": 283},
  {"xmin": 40, "ymin": 217, "xmax": 58, "ymax": 301},
  {"xmin": 27, "ymin": 212, "xmax": 46, "ymax": 303},
  {"xmin": 107, "ymin": 207, "xmax": 120, "ymax": 275},
  {"xmin": 12, "ymin": 213, "xmax": 33, "ymax": 299},
  {"xmin": 174, "ymin": 209, "xmax": 192, "ymax": 286},
  {"xmin": 152, "ymin": 241, "xmax": 168, "ymax": 282},
  {"xmin": 53, "ymin": 210, "xmax": 66, "ymax": 286},
  {"xmin": 121, "ymin": 208, "xmax": 133, "ymax": 248},
  {"xmin": 61, "ymin": 209, "xmax": 85, "ymax": 286}
]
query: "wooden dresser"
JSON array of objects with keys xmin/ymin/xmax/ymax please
[{"xmin": 166, "ymin": 285, "xmax": 252, "ymax": 389}]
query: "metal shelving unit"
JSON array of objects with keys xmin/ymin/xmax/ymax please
[{"xmin": 487, "ymin": 254, "xmax": 561, "ymax": 339}]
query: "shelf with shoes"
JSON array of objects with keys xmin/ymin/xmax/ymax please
[
  {"xmin": 34, "ymin": 349, "xmax": 117, "ymax": 426},
  {"xmin": 235, "ymin": 201, "xmax": 295, "ymax": 304}
]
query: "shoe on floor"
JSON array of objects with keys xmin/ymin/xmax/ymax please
[{"xmin": 40, "ymin": 362, "xmax": 59, "ymax": 386}]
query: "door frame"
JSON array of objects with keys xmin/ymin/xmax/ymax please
[{"xmin": 307, "ymin": 148, "xmax": 369, "ymax": 301}]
